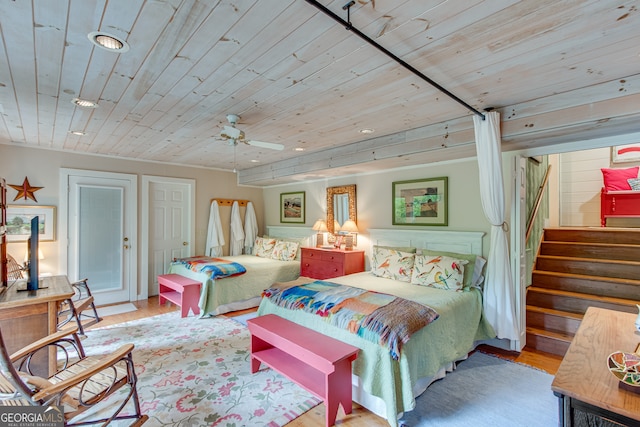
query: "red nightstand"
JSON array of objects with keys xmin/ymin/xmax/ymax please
[{"xmin": 301, "ymin": 247, "xmax": 365, "ymax": 280}]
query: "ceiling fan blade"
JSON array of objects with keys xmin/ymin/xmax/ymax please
[{"xmin": 245, "ymin": 140, "xmax": 284, "ymax": 151}]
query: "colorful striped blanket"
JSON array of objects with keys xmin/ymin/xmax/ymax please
[
  {"xmin": 263, "ymin": 278, "xmax": 439, "ymax": 360},
  {"xmin": 172, "ymin": 256, "xmax": 246, "ymax": 279}
]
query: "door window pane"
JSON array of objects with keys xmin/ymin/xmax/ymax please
[{"xmin": 78, "ymin": 186, "xmax": 123, "ymax": 292}]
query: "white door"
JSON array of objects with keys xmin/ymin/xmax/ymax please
[
  {"xmin": 142, "ymin": 176, "xmax": 195, "ymax": 298},
  {"xmin": 64, "ymin": 171, "xmax": 137, "ymax": 305}
]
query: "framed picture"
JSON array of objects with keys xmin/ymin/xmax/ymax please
[
  {"xmin": 392, "ymin": 177, "xmax": 448, "ymax": 226},
  {"xmin": 612, "ymin": 144, "xmax": 640, "ymax": 163},
  {"xmin": 280, "ymin": 191, "xmax": 305, "ymax": 223},
  {"xmin": 5, "ymin": 205, "xmax": 56, "ymax": 242}
]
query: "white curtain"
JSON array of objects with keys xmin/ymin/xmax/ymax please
[
  {"xmin": 473, "ymin": 111, "xmax": 519, "ymax": 341},
  {"xmin": 243, "ymin": 201, "xmax": 258, "ymax": 254},
  {"xmin": 229, "ymin": 201, "xmax": 244, "ymax": 256},
  {"xmin": 205, "ymin": 200, "xmax": 224, "ymax": 257}
]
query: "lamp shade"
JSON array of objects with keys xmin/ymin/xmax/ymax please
[
  {"xmin": 312, "ymin": 219, "xmax": 328, "ymax": 232},
  {"xmin": 340, "ymin": 219, "xmax": 359, "ymax": 233}
]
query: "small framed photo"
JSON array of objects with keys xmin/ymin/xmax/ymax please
[
  {"xmin": 5, "ymin": 205, "xmax": 56, "ymax": 242},
  {"xmin": 280, "ymin": 191, "xmax": 305, "ymax": 224},
  {"xmin": 612, "ymin": 144, "xmax": 640, "ymax": 163},
  {"xmin": 392, "ymin": 177, "xmax": 448, "ymax": 226}
]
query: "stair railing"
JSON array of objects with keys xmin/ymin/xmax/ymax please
[{"xmin": 526, "ymin": 164, "xmax": 552, "ymax": 244}]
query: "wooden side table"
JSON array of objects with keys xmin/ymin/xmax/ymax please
[
  {"xmin": 551, "ymin": 307, "xmax": 640, "ymax": 426},
  {"xmin": 301, "ymin": 247, "xmax": 364, "ymax": 280},
  {"xmin": 0, "ymin": 275, "xmax": 74, "ymax": 376}
]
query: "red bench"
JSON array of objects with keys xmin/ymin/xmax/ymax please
[
  {"xmin": 157, "ymin": 274, "xmax": 201, "ymax": 318},
  {"xmin": 247, "ymin": 314, "xmax": 359, "ymax": 427}
]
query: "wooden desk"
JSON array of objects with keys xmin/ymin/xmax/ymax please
[
  {"xmin": 551, "ymin": 307, "xmax": 640, "ymax": 426},
  {"xmin": 0, "ymin": 275, "xmax": 74, "ymax": 376}
]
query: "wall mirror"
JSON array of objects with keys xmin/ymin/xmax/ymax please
[{"xmin": 326, "ymin": 184, "xmax": 357, "ymax": 235}]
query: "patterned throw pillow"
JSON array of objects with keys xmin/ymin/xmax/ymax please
[
  {"xmin": 370, "ymin": 247, "xmax": 415, "ymax": 282},
  {"xmin": 628, "ymin": 178, "xmax": 640, "ymax": 191},
  {"xmin": 254, "ymin": 237, "xmax": 276, "ymax": 258},
  {"xmin": 411, "ymin": 254, "xmax": 468, "ymax": 291},
  {"xmin": 270, "ymin": 240, "xmax": 300, "ymax": 261}
]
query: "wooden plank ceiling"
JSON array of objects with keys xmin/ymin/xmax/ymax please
[{"xmin": 0, "ymin": 0, "xmax": 639, "ymax": 185}]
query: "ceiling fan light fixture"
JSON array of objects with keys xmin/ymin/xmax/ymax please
[
  {"xmin": 88, "ymin": 31, "xmax": 130, "ymax": 53},
  {"xmin": 71, "ymin": 98, "xmax": 98, "ymax": 108}
]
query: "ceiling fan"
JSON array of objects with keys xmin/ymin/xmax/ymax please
[{"xmin": 219, "ymin": 114, "xmax": 284, "ymax": 151}]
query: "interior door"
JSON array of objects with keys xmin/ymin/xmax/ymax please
[
  {"xmin": 148, "ymin": 180, "xmax": 193, "ymax": 296},
  {"xmin": 66, "ymin": 171, "xmax": 137, "ymax": 305}
]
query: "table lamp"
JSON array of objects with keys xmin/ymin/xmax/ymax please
[
  {"xmin": 341, "ymin": 219, "xmax": 359, "ymax": 250},
  {"xmin": 312, "ymin": 219, "xmax": 328, "ymax": 247}
]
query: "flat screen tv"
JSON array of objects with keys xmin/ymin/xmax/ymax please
[{"xmin": 26, "ymin": 215, "xmax": 40, "ymax": 291}]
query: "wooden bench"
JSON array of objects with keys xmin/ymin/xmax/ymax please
[
  {"xmin": 157, "ymin": 274, "xmax": 201, "ymax": 318},
  {"xmin": 247, "ymin": 314, "xmax": 359, "ymax": 427}
]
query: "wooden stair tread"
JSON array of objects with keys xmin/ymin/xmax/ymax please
[
  {"xmin": 526, "ymin": 326, "xmax": 573, "ymax": 342},
  {"xmin": 527, "ymin": 286, "xmax": 639, "ymax": 305},
  {"xmin": 535, "ymin": 254, "xmax": 640, "ymax": 266},
  {"xmin": 542, "ymin": 240, "xmax": 640, "ymax": 248},
  {"xmin": 531, "ymin": 269, "xmax": 640, "ymax": 286},
  {"xmin": 525, "ymin": 305, "xmax": 583, "ymax": 320}
]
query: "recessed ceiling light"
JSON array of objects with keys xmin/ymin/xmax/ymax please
[
  {"xmin": 359, "ymin": 128, "xmax": 375, "ymax": 134},
  {"xmin": 71, "ymin": 98, "xmax": 98, "ymax": 108},
  {"xmin": 68, "ymin": 130, "xmax": 86, "ymax": 136},
  {"xmin": 251, "ymin": 159, "xmax": 260, "ymax": 163},
  {"xmin": 87, "ymin": 31, "xmax": 130, "ymax": 53},
  {"xmin": 294, "ymin": 147, "xmax": 305, "ymax": 151}
]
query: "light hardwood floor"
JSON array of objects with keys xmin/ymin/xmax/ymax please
[{"xmin": 89, "ymin": 297, "xmax": 563, "ymax": 427}]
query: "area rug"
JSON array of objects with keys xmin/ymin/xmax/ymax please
[
  {"xmin": 398, "ymin": 351, "xmax": 558, "ymax": 426},
  {"xmin": 75, "ymin": 312, "xmax": 321, "ymax": 426}
]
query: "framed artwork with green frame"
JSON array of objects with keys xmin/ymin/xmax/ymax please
[
  {"xmin": 280, "ymin": 191, "xmax": 305, "ymax": 224},
  {"xmin": 392, "ymin": 177, "xmax": 448, "ymax": 226}
]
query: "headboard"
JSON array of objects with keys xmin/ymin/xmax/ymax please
[
  {"xmin": 266, "ymin": 226, "xmax": 314, "ymax": 248},
  {"xmin": 367, "ymin": 228, "xmax": 485, "ymax": 256}
]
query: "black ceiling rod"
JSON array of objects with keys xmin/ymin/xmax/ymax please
[{"xmin": 304, "ymin": 0, "xmax": 486, "ymax": 120}]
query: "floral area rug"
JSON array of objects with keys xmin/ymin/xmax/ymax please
[{"xmin": 73, "ymin": 312, "xmax": 321, "ymax": 426}]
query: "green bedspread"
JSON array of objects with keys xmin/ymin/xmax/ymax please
[
  {"xmin": 257, "ymin": 272, "xmax": 494, "ymax": 427},
  {"xmin": 167, "ymin": 255, "xmax": 300, "ymax": 316}
]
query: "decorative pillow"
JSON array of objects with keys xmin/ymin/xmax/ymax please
[
  {"xmin": 601, "ymin": 167, "xmax": 639, "ymax": 191},
  {"xmin": 411, "ymin": 254, "xmax": 468, "ymax": 291},
  {"xmin": 253, "ymin": 237, "xmax": 276, "ymax": 258},
  {"xmin": 370, "ymin": 247, "xmax": 415, "ymax": 282},
  {"xmin": 270, "ymin": 240, "xmax": 300, "ymax": 261},
  {"xmin": 628, "ymin": 178, "xmax": 640, "ymax": 191},
  {"xmin": 419, "ymin": 249, "xmax": 483, "ymax": 289}
]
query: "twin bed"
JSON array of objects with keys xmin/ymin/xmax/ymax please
[
  {"xmin": 167, "ymin": 227, "xmax": 493, "ymax": 426},
  {"xmin": 166, "ymin": 227, "xmax": 312, "ymax": 316}
]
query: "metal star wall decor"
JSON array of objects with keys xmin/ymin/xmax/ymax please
[{"xmin": 9, "ymin": 177, "xmax": 43, "ymax": 202}]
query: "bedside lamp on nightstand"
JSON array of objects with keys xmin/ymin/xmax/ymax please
[
  {"xmin": 312, "ymin": 219, "xmax": 328, "ymax": 247},
  {"xmin": 341, "ymin": 220, "xmax": 359, "ymax": 250}
]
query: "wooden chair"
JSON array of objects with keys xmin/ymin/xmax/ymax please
[
  {"xmin": 57, "ymin": 279, "xmax": 102, "ymax": 336},
  {"xmin": 0, "ymin": 326, "xmax": 147, "ymax": 426},
  {"xmin": 6, "ymin": 254, "xmax": 24, "ymax": 281}
]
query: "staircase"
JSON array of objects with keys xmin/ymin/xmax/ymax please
[{"xmin": 526, "ymin": 227, "xmax": 640, "ymax": 357}]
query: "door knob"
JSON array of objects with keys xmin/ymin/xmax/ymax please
[
  {"xmin": 123, "ymin": 237, "xmax": 129, "ymax": 242},
  {"xmin": 183, "ymin": 242, "xmax": 188, "ymax": 246},
  {"xmin": 124, "ymin": 245, "xmax": 130, "ymax": 249}
]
